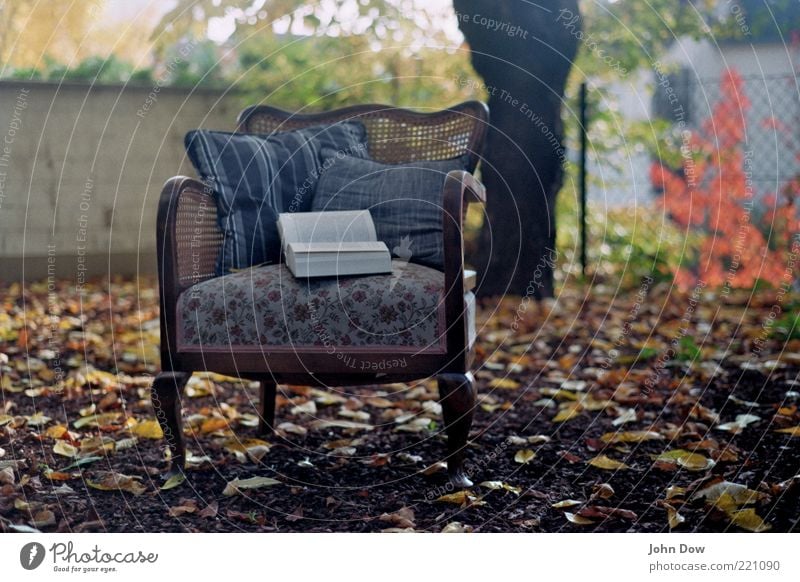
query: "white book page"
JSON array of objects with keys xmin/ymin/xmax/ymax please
[
  {"xmin": 277, "ymin": 210, "xmax": 376, "ymax": 247},
  {"xmin": 288, "ymin": 241, "xmax": 388, "ymax": 254}
]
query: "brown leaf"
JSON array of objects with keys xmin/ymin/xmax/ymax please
[
  {"xmin": 168, "ymin": 500, "xmax": 197, "ymax": 517},
  {"xmin": 379, "ymin": 507, "xmax": 415, "ymax": 529},
  {"xmin": 198, "ymin": 501, "xmax": 219, "ymax": 519},
  {"xmin": 87, "ymin": 471, "xmax": 146, "ymax": 496}
]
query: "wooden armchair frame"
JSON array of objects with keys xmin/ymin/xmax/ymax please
[{"xmin": 152, "ymin": 101, "xmax": 489, "ymax": 487}]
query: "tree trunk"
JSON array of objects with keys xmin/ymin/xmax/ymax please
[{"xmin": 454, "ymin": 0, "xmax": 580, "ymax": 298}]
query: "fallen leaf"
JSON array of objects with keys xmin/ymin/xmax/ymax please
[
  {"xmin": 436, "ymin": 490, "xmax": 484, "ymax": 507},
  {"xmin": 222, "ymin": 476, "xmax": 281, "ymax": 496},
  {"xmin": 565, "ymin": 512, "xmax": 594, "ymax": 525},
  {"xmin": 87, "ymin": 471, "xmax": 146, "ymax": 495},
  {"xmin": 309, "ymin": 419, "xmax": 374, "ymax": 431},
  {"xmin": 553, "ymin": 402, "xmax": 582, "ymax": 423},
  {"xmin": 588, "ymin": 455, "xmax": 629, "ymax": 470},
  {"xmin": 514, "ymin": 449, "xmax": 536, "ymax": 464},
  {"xmin": 612, "ymin": 408, "xmax": 638, "ymax": 426},
  {"xmin": 277, "ymin": 422, "xmax": 308, "ymax": 436},
  {"xmin": 422, "ymin": 461, "xmax": 447, "ymax": 476},
  {"xmin": 198, "ymin": 501, "xmax": 219, "ymax": 518},
  {"xmin": 46, "ymin": 425, "xmax": 68, "ymax": 439},
  {"xmin": 290, "ymin": 400, "xmax": 317, "ymax": 415},
  {"xmin": 690, "ymin": 479, "xmax": 765, "ymax": 506},
  {"xmin": 0, "ymin": 466, "xmax": 16, "ymax": 484},
  {"xmin": 25, "ymin": 412, "xmax": 52, "ymax": 427},
  {"xmin": 666, "ymin": 505, "xmax": 685, "ymax": 529},
  {"xmin": 591, "ymin": 483, "xmax": 615, "ymax": 500},
  {"xmin": 160, "ymin": 472, "xmax": 186, "ymax": 490},
  {"xmin": 729, "ymin": 508, "xmax": 771, "ymax": 532},
  {"xmin": 489, "ymin": 378, "xmax": 520, "ymax": 390},
  {"xmin": 379, "ymin": 507, "xmax": 415, "ymax": 529},
  {"xmin": 168, "ymin": 500, "xmax": 197, "ymax": 517},
  {"xmin": 222, "ymin": 438, "xmax": 272, "ymax": 462},
  {"xmin": 665, "ymin": 485, "xmax": 686, "ymax": 500},
  {"xmin": 441, "ymin": 522, "xmax": 473, "ymax": 533},
  {"xmin": 200, "ymin": 417, "xmax": 229, "ymax": 434},
  {"xmin": 479, "ymin": 481, "xmax": 521, "ymax": 494},
  {"xmin": 578, "ymin": 506, "xmax": 638, "ymax": 521},
  {"xmin": 551, "ymin": 499, "xmax": 583, "ymax": 509},
  {"xmin": 716, "ymin": 414, "xmax": 760, "ymax": 433},
  {"xmin": 29, "ymin": 509, "xmax": 56, "ymax": 528},
  {"xmin": 776, "ymin": 426, "xmax": 800, "ymax": 437},
  {"xmin": 131, "ymin": 419, "xmax": 164, "ymax": 439},
  {"xmin": 53, "ymin": 441, "xmax": 78, "ymax": 458},
  {"xmin": 600, "ymin": 430, "xmax": 663, "ymax": 444},
  {"xmin": 653, "ymin": 449, "xmax": 715, "ymax": 471},
  {"xmin": 73, "ymin": 413, "xmax": 120, "ymax": 429}
]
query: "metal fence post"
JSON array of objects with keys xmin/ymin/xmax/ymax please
[{"xmin": 579, "ymin": 82, "xmax": 588, "ymax": 277}]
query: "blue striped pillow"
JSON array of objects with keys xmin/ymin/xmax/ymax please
[
  {"xmin": 311, "ymin": 151, "xmax": 469, "ymax": 271},
  {"xmin": 185, "ymin": 122, "xmax": 368, "ymax": 275}
]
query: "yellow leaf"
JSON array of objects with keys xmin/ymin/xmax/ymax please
[
  {"xmin": 729, "ymin": 508, "xmax": 771, "ymax": 532},
  {"xmin": 666, "ymin": 506, "xmax": 685, "ymax": 529},
  {"xmin": 776, "ymin": 426, "xmax": 800, "ymax": 437},
  {"xmin": 79, "ymin": 436, "xmax": 116, "ymax": 455},
  {"xmin": 600, "ymin": 430, "xmax": 663, "ymax": 444},
  {"xmin": 479, "ymin": 481, "xmax": 521, "ymax": 494},
  {"xmin": 588, "ymin": 455, "xmax": 629, "ymax": 470},
  {"xmin": 53, "ymin": 441, "xmax": 78, "ymax": 458},
  {"xmin": 489, "ymin": 378, "xmax": 520, "ymax": 390},
  {"xmin": 46, "ymin": 425, "xmax": 68, "ymax": 439},
  {"xmin": 200, "ymin": 417, "xmax": 229, "ymax": 434},
  {"xmin": 553, "ymin": 402, "xmax": 582, "ymax": 423},
  {"xmin": 691, "ymin": 479, "xmax": 765, "ymax": 506},
  {"xmin": 653, "ymin": 449, "xmax": 715, "ymax": 472},
  {"xmin": 665, "ymin": 485, "xmax": 686, "ymax": 500},
  {"xmin": 131, "ymin": 420, "xmax": 164, "ymax": 440},
  {"xmin": 552, "ymin": 499, "xmax": 583, "ymax": 509},
  {"xmin": 161, "ymin": 472, "xmax": 186, "ymax": 490},
  {"xmin": 514, "ymin": 449, "xmax": 536, "ymax": 464},
  {"xmin": 435, "ymin": 490, "xmax": 484, "ymax": 506},
  {"xmin": 73, "ymin": 412, "xmax": 120, "ymax": 429}
]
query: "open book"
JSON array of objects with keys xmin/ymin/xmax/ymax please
[{"xmin": 277, "ymin": 210, "xmax": 392, "ymax": 278}]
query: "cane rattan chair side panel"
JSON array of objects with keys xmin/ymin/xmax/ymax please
[{"xmin": 175, "ymin": 189, "xmax": 223, "ymax": 289}]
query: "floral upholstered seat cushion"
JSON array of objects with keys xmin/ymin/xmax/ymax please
[{"xmin": 177, "ymin": 260, "xmax": 448, "ymax": 352}]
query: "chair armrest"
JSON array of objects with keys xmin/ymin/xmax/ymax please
[
  {"xmin": 157, "ymin": 176, "xmax": 222, "ymax": 368},
  {"xmin": 441, "ymin": 170, "xmax": 486, "ymax": 370}
]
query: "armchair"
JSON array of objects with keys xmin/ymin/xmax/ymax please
[{"xmin": 152, "ymin": 101, "xmax": 489, "ymax": 487}]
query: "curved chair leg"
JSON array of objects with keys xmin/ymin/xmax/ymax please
[
  {"xmin": 258, "ymin": 379, "xmax": 277, "ymax": 436},
  {"xmin": 151, "ymin": 371, "xmax": 190, "ymax": 478},
  {"xmin": 437, "ymin": 372, "xmax": 476, "ymax": 488}
]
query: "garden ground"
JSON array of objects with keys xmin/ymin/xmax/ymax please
[{"xmin": 1, "ymin": 277, "xmax": 798, "ymax": 532}]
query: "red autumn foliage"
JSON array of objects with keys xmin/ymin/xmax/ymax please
[{"xmin": 650, "ymin": 69, "xmax": 800, "ymax": 289}]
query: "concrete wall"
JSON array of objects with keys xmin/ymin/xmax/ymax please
[{"xmin": 0, "ymin": 80, "xmax": 239, "ymax": 281}]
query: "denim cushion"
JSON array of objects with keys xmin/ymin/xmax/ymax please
[
  {"xmin": 185, "ymin": 122, "xmax": 368, "ymax": 274},
  {"xmin": 310, "ymin": 152, "xmax": 469, "ymax": 270}
]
